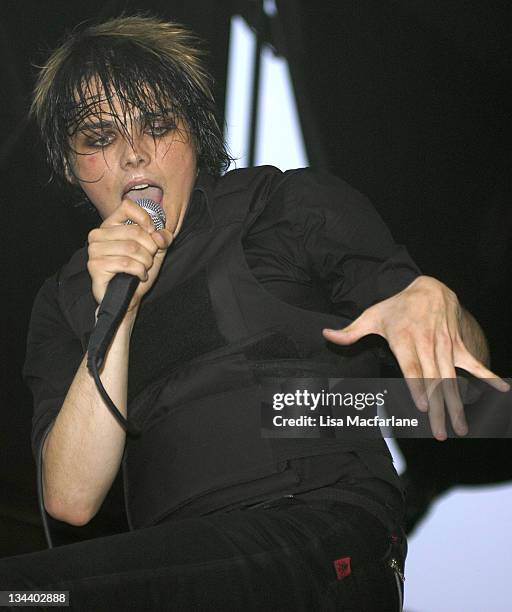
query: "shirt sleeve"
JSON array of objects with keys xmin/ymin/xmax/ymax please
[
  {"xmin": 23, "ymin": 275, "xmax": 84, "ymax": 460},
  {"xmin": 277, "ymin": 168, "xmax": 421, "ymax": 319}
]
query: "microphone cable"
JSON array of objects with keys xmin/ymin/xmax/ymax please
[{"xmin": 86, "ymin": 198, "xmax": 166, "ymax": 437}]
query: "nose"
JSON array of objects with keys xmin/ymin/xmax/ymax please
[{"xmin": 120, "ymin": 134, "xmax": 151, "ymax": 169}]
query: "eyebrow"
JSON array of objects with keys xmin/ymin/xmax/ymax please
[
  {"xmin": 78, "ymin": 111, "xmax": 174, "ymax": 131},
  {"xmin": 141, "ymin": 110, "xmax": 173, "ymax": 119},
  {"xmin": 79, "ymin": 119, "xmax": 115, "ymax": 131}
]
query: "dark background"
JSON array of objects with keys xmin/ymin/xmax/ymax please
[{"xmin": 1, "ymin": 0, "xmax": 510, "ymax": 555}]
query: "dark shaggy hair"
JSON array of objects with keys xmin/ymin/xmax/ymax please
[{"xmin": 31, "ymin": 15, "xmax": 232, "ymax": 185}]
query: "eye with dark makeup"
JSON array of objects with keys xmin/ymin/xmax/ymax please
[
  {"xmin": 81, "ymin": 130, "xmax": 116, "ymax": 148},
  {"xmin": 142, "ymin": 111, "xmax": 178, "ymax": 137},
  {"xmin": 75, "ymin": 113, "xmax": 178, "ymax": 149}
]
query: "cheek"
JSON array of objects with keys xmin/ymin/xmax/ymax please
[
  {"xmin": 72, "ymin": 150, "xmax": 111, "ymax": 182},
  {"xmin": 80, "ymin": 155, "xmax": 101, "ymax": 178},
  {"xmin": 73, "ymin": 156, "xmax": 110, "ymax": 209},
  {"xmin": 158, "ymin": 133, "xmax": 196, "ymax": 167},
  {"xmin": 172, "ymin": 148, "xmax": 196, "ymax": 179}
]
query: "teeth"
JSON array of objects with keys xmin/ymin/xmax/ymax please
[{"xmin": 131, "ymin": 183, "xmax": 149, "ymax": 190}]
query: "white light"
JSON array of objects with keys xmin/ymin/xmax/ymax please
[
  {"xmin": 224, "ymin": 16, "xmax": 255, "ymax": 169},
  {"xmin": 256, "ymin": 45, "xmax": 308, "ymax": 169},
  {"xmin": 263, "ymin": 0, "xmax": 277, "ymax": 17},
  {"xmin": 224, "ymin": 15, "xmax": 308, "ymax": 172}
]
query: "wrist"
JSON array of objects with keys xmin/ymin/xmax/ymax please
[
  {"xmin": 120, "ymin": 306, "xmax": 139, "ymax": 334},
  {"xmin": 96, "ymin": 304, "xmax": 138, "ymax": 336}
]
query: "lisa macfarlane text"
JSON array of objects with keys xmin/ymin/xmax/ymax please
[{"xmin": 272, "ymin": 415, "xmax": 419, "ymax": 428}]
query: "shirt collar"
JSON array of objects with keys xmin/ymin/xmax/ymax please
[{"xmin": 172, "ymin": 168, "xmax": 215, "ymax": 246}]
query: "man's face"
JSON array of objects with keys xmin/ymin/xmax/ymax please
[{"xmin": 68, "ymin": 87, "xmax": 197, "ymax": 235}]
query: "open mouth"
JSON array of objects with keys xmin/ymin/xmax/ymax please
[{"xmin": 124, "ymin": 183, "xmax": 164, "ymax": 204}]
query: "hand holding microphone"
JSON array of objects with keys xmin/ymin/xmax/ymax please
[
  {"xmin": 87, "ymin": 198, "xmax": 172, "ymax": 309},
  {"xmin": 87, "ymin": 198, "xmax": 172, "ymax": 371}
]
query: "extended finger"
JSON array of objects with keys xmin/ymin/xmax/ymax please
[
  {"xmin": 388, "ymin": 340, "xmax": 429, "ymax": 413},
  {"xmin": 416, "ymin": 349, "xmax": 447, "ymax": 441},
  {"xmin": 435, "ymin": 335, "xmax": 468, "ymax": 436},
  {"xmin": 454, "ymin": 348, "xmax": 510, "ymax": 393},
  {"xmin": 323, "ymin": 308, "xmax": 379, "ymax": 345}
]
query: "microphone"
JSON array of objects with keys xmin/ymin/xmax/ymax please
[{"xmin": 87, "ymin": 198, "xmax": 166, "ymax": 372}]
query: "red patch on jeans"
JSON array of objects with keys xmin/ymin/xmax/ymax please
[{"xmin": 333, "ymin": 556, "xmax": 352, "ymax": 580}]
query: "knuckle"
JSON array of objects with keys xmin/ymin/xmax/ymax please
[
  {"xmin": 119, "ymin": 256, "xmax": 132, "ymax": 269},
  {"xmin": 88, "ymin": 228, "xmax": 100, "ymax": 243},
  {"xmin": 388, "ymin": 329, "xmax": 410, "ymax": 348},
  {"xmin": 417, "ymin": 334, "xmax": 436, "ymax": 355},
  {"xmin": 419, "ymin": 328, "xmax": 435, "ymax": 345},
  {"xmin": 88, "ymin": 242, "xmax": 100, "ymax": 257},
  {"xmin": 403, "ymin": 363, "xmax": 422, "ymax": 379},
  {"xmin": 133, "ymin": 225, "xmax": 152, "ymax": 242},
  {"xmin": 134, "ymin": 263, "xmax": 146, "ymax": 279},
  {"xmin": 147, "ymin": 235, "xmax": 159, "ymax": 253},
  {"xmin": 436, "ymin": 330, "xmax": 453, "ymax": 348},
  {"xmin": 126, "ymin": 240, "xmax": 140, "ymax": 255},
  {"xmin": 444, "ymin": 286, "xmax": 458, "ymax": 303},
  {"xmin": 86, "ymin": 259, "xmax": 100, "ymax": 276}
]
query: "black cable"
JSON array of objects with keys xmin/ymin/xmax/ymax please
[
  {"xmin": 86, "ymin": 273, "xmax": 139, "ymax": 372},
  {"xmin": 89, "ymin": 359, "xmax": 140, "ymax": 437},
  {"xmin": 37, "ymin": 426, "xmax": 54, "ymax": 549},
  {"xmin": 86, "ymin": 271, "xmax": 142, "ymax": 437},
  {"xmin": 37, "ymin": 316, "xmax": 140, "ymax": 551}
]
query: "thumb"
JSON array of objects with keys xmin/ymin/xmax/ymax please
[
  {"xmin": 322, "ymin": 322, "xmax": 367, "ymax": 346},
  {"xmin": 322, "ymin": 310, "xmax": 378, "ymax": 346},
  {"xmin": 152, "ymin": 228, "xmax": 174, "ymax": 250}
]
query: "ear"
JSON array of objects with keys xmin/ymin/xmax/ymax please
[{"xmin": 64, "ymin": 159, "xmax": 77, "ymax": 184}]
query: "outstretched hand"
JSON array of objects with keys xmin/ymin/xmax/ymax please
[{"xmin": 322, "ymin": 275, "xmax": 510, "ymax": 441}]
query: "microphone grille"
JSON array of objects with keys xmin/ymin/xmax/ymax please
[{"xmin": 126, "ymin": 198, "xmax": 166, "ymax": 231}]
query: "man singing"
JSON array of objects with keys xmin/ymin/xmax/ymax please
[{"xmin": 1, "ymin": 15, "xmax": 505, "ymax": 610}]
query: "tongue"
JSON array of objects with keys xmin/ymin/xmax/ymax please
[{"xmin": 126, "ymin": 186, "xmax": 163, "ymax": 204}]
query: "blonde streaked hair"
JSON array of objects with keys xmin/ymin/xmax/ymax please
[{"xmin": 31, "ymin": 15, "xmax": 231, "ymax": 183}]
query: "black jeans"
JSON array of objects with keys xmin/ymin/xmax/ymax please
[{"xmin": 0, "ymin": 498, "xmax": 404, "ymax": 611}]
